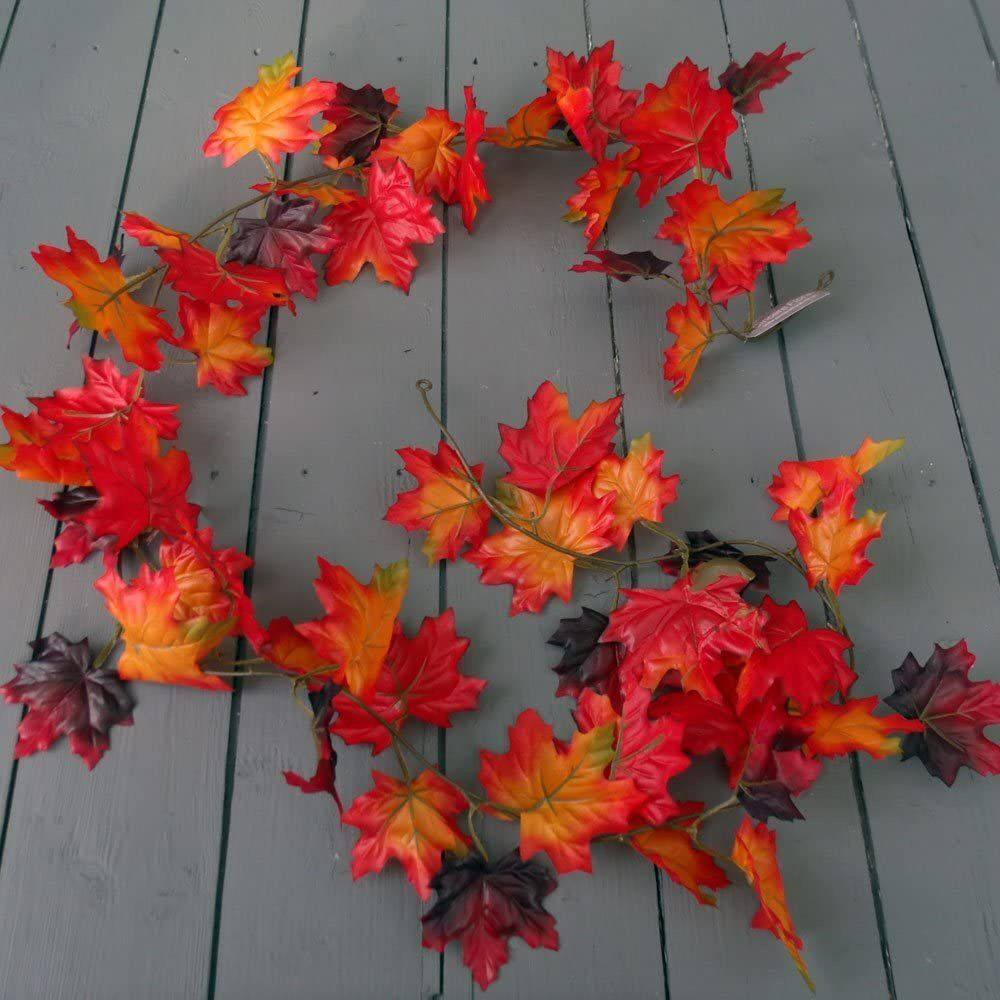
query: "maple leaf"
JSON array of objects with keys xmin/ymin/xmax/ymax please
[
  {"xmin": 660, "ymin": 530, "xmax": 774, "ymax": 592},
  {"xmin": 575, "ymin": 687, "xmax": 690, "ymax": 825},
  {"xmin": 0, "ymin": 408, "xmax": 90, "ymax": 485},
  {"xmin": 801, "ymin": 696, "xmax": 923, "ymax": 761},
  {"xmin": 736, "ymin": 597, "xmax": 855, "ymax": 712},
  {"xmin": 658, "ymin": 180, "xmax": 811, "ymax": 304},
  {"xmin": 650, "ymin": 688, "xmax": 747, "ymax": 767},
  {"xmin": 78, "ymin": 419, "xmax": 200, "ymax": 552},
  {"xmin": 251, "ymin": 178, "xmax": 359, "ymax": 207},
  {"xmin": 457, "ymin": 86, "xmax": 491, "ymax": 232},
  {"xmin": 603, "ymin": 574, "xmax": 764, "ymax": 701},
  {"xmin": 632, "ymin": 826, "xmax": 729, "ymax": 905},
  {"xmin": 884, "ymin": 640, "xmax": 1000, "ymax": 785},
  {"xmin": 485, "ymin": 92, "xmax": 562, "ymax": 148},
  {"xmin": 203, "ymin": 51, "xmax": 336, "ymax": 167},
  {"xmin": 283, "ymin": 682, "xmax": 342, "ymax": 809},
  {"xmin": 95, "ymin": 566, "xmax": 232, "ymax": 690},
  {"xmin": 40, "ymin": 486, "xmax": 117, "ymax": 569},
  {"xmin": 159, "ymin": 240, "xmax": 294, "ymax": 311},
  {"xmin": 120, "ymin": 212, "xmax": 187, "ymax": 250},
  {"xmin": 545, "ymin": 41, "xmax": 638, "ymax": 160},
  {"xmin": 324, "ymin": 159, "xmax": 445, "ymax": 293},
  {"xmin": 176, "ymin": 297, "xmax": 272, "ymax": 396},
  {"xmin": 571, "ymin": 248, "xmax": 672, "ymax": 282},
  {"xmin": 33, "ymin": 228, "xmax": 173, "ymax": 370},
  {"xmin": 343, "ymin": 768, "xmax": 470, "ymax": 899},
  {"xmin": 623, "ymin": 58, "xmax": 738, "ymax": 204},
  {"xmin": 385, "ymin": 441, "xmax": 492, "ymax": 564},
  {"xmin": 547, "ymin": 606, "xmax": 621, "ymax": 700},
  {"xmin": 32, "ymin": 356, "xmax": 180, "ymax": 447},
  {"xmin": 226, "ymin": 197, "xmax": 337, "ymax": 299},
  {"xmin": 256, "ymin": 616, "xmax": 327, "ymax": 677},
  {"xmin": 664, "ymin": 293, "xmax": 714, "ymax": 396},
  {"xmin": 331, "ymin": 610, "xmax": 485, "ymax": 754},
  {"xmin": 1, "ymin": 632, "xmax": 134, "ymax": 769},
  {"xmin": 564, "ymin": 148, "xmax": 637, "ymax": 250},
  {"xmin": 479, "ymin": 708, "xmax": 646, "ymax": 873},
  {"xmin": 768, "ymin": 436, "xmax": 904, "ymax": 522},
  {"xmin": 731, "ymin": 818, "xmax": 814, "ymax": 990},
  {"xmin": 463, "ymin": 479, "xmax": 615, "ymax": 616},
  {"xmin": 296, "ymin": 558, "xmax": 409, "ymax": 696},
  {"xmin": 719, "ymin": 44, "xmax": 809, "ymax": 115},
  {"xmin": 319, "ymin": 83, "xmax": 399, "ymax": 163},
  {"xmin": 498, "ymin": 380, "xmax": 623, "ymax": 495},
  {"xmin": 592, "ymin": 432, "xmax": 679, "ymax": 549},
  {"xmin": 421, "ymin": 850, "xmax": 559, "ymax": 989},
  {"xmin": 374, "ymin": 107, "xmax": 462, "ymax": 200},
  {"xmin": 788, "ymin": 481, "xmax": 885, "ymax": 594}
]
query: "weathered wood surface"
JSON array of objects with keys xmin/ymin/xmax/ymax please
[{"xmin": 0, "ymin": 0, "xmax": 998, "ymax": 997}]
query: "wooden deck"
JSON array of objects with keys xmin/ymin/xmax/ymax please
[{"xmin": 1, "ymin": 0, "xmax": 999, "ymax": 996}]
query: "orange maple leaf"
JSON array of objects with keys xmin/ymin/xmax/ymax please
[
  {"xmin": 564, "ymin": 148, "xmax": 637, "ymax": 250},
  {"xmin": 658, "ymin": 180, "xmax": 811, "ymax": 304},
  {"xmin": 478, "ymin": 709, "xmax": 646, "ymax": 873},
  {"xmin": 256, "ymin": 617, "xmax": 327, "ymax": 678},
  {"xmin": 176, "ymin": 297, "xmax": 272, "ymax": 397},
  {"xmin": 374, "ymin": 107, "xmax": 462, "ymax": 201},
  {"xmin": 789, "ymin": 481, "xmax": 884, "ymax": 594},
  {"xmin": 457, "ymin": 86, "xmax": 491, "ymax": 233},
  {"xmin": 95, "ymin": 565, "xmax": 232, "ymax": 691},
  {"xmin": 632, "ymin": 826, "xmax": 729, "ymax": 905},
  {"xmin": 121, "ymin": 212, "xmax": 187, "ymax": 250},
  {"xmin": 0, "ymin": 408, "xmax": 90, "ymax": 485},
  {"xmin": 203, "ymin": 52, "xmax": 336, "ymax": 167},
  {"xmin": 385, "ymin": 441, "xmax": 492, "ymax": 564},
  {"xmin": 732, "ymin": 818, "xmax": 814, "ymax": 990},
  {"xmin": 463, "ymin": 479, "xmax": 615, "ymax": 616},
  {"xmin": 343, "ymin": 769, "xmax": 470, "ymax": 899},
  {"xmin": 664, "ymin": 293, "xmax": 714, "ymax": 396},
  {"xmin": 250, "ymin": 178, "xmax": 359, "ymax": 207},
  {"xmin": 802, "ymin": 696, "xmax": 923, "ymax": 759},
  {"xmin": 324, "ymin": 159, "xmax": 445, "ymax": 293},
  {"xmin": 296, "ymin": 558, "xmax": 409, "ymax": 695},
  {"xmin": 769, "ymin": 437, "xmax": 904, "ymax": 522},
  {"xmin": 33, "ymin": 228, "xmax": 174, "ymax": 371},
  {"xmin": 485, "ymin": 92, "xmax": 562, "ymax": 148},
  {"xmin": 592, "ymin": 433, "xmax": 679, "ymax": 549}
]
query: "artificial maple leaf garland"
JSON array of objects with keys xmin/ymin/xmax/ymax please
[{"xmin": 1, "ymin": 45, "xmax": 999, "ymax": 995}]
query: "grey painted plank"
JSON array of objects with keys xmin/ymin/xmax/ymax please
[
  {"xmin": 440, "ymin": 3, "xmax": 665, "ymax": 997},
  {"xmin": 0, "ymin": 0, "xmax": 164, "ymax": 817},
  {"xmin": 585, "ymin": 2, "xmax": 893, "ymax": 995},
  {"xmin": 0, "ymin": 2, "xmax": 304, "ymax": 997},
  {"xmin": 721, "ymin": 1, "xmax": 1000, "ymax": 997},
  {"xmin": 211, "ymin": 4, "xmax": 447, "ymax": 998}
]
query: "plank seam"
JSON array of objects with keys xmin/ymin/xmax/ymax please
[
  {"xmin": 0, "ymin": 0, "xmax": 168, "ymax": 877},
  {"xmin": 844, "ymin": 0, "xmax": 1000, "ymax": 586},
  {"xmin": 205, "ymin": 2, "xmax": 313, "ymax": 996},
  {"xmin": 0, "ymin": 0, "xmax": 21, "ymax": 67},
  {"xmin": 969, "ymin": 0, "xmax": 1000, "ymax": 86}
]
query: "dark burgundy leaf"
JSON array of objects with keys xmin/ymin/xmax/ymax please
[
  {"xmin": 570, "ymin": 249, "xmax": 671, "ymax": 282},
  {"xmin": 547, "ymin": 606, "xmax": 621, "ymax": 699},
  {"xmin": 719, "ymin": 44, "xmax": 809, "ymax": 115},
  {"xmin": 283, "ymin": 681, "xmax": 343, "ymax": 810},
  {"xmin": 884, "ymin": 640, "xmax": 1000, "ymax": 786},
  {"xmin": 0, "ymin": 632, "xmax": 134, "ymax": 769},
  {"xmin": 226, "ymin": 196, "xmax": 337, "ymax": 299},
  {"xmin": 39, "ymin": 486, "xmax": 100, "ymax": 521},
  {"xmin": 738, "ymin": 780, "xmax": 804, "ymax": 822},
  {"xmin": 319, "ymin": 83, "xmax": 399, "ymax": 163},
  {"xmin": 660, "ymin": 530, "xmax": 774, "ymax": 592},
  {"xmin": 39, "ymin": 487, "xmax": 116, "ymax": 568},
  {"xmin": 421, "ymin": 850, "xmax": 559, "ymax": 990}
]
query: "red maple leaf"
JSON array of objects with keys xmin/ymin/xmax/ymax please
[
  {"xmin": 457, "ymin": 86, "xmax": 491, "ymax": 232},
  {"xmin": 324, "ymin": 159, "xmax": 445, "ymax": 293},
  {"xmin": 498, "ymin": 380, "xmax": 623, "ymax": 496},
  {"xmin": 331, "ymin": 610, "xmax": 486, "ymax": 753},
  {"xmin": 623, "ymin": 59, "xmax": 738, "ymax": 204}
]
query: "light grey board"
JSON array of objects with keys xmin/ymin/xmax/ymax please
[
  {"xmin": 722, "ymin": 0, "xmax": 1000, "ymax": 997},
  {"xmin": 851, "ymin": 0, "xmax": 1000, "ymax": 570},
  {"xmin": 584, "ymin": 1, "xmax": 896, "ymax": 996},
  {"xmin": 210, "ymin": 4, "xmax": 447, "ymax": 998},
  {"xmin": 440, "ymin": 2, "xmax": 665, "ymax": 997},
  {"xmin": 0, "ymin": 0, "xmax": 163, "ymax": 808},
  {"xmin": 975, "ymin": 0, "xmax": 1000, "ymax": 67},
  {"xmin": 0, "ymin": 2, "xmax": 305, "ymax": 997},
  {"xmin": 0, "ymin": 1, "xmax": 19, "ymax": 53}
]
